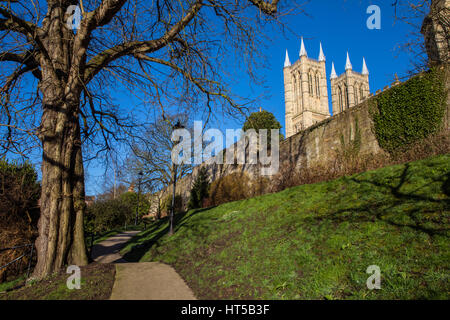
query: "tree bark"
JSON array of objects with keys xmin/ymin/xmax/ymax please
[
  {"xmin": 32, "ymin": 6, "xmax": 89, "ymax": 277},
  {"xmin": 33, "ymin": 87, "xmax": 89, "ymax": 278},
  {"xmin": 33, "ymin": 94, "xmax": 89, "ymax": 277}
]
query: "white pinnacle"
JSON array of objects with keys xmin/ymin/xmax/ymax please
[
  {"xmin": 345, "ymin": 52, "xmax": 352, "ymax": 70},
  {"xmin": 362, "ymin": 57, "xmax": 369, "ymax": 75},
  {"xmin": 299, "ymin": 37, "xmax": 307, "ymax": 57},
  {"xmin": 284, "ymin": 49, "xmax": 291, "ymax": 67},
  {"xmin": 318, "ymin": 42, "xmax": 325, "ymax": 62},
  {"xmin": 330, "ymin": 62, "xmax": 338, "ymax": 79}
]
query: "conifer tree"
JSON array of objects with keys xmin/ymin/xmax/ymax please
[{"xmin": 188, "ymin": 168, "xmax": 210, "ymax": 210}]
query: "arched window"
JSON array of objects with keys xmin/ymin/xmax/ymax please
[
  {"xmin": 354, "ymin": 85, "xmax": 358, "ymax": 105},
  {"xmin": 315, "ymin": 74, "xmax": 320, "ymax": 97},
  {"xmin": 360, "ymin": 85, "xmax": 364, "ymax": 101},
  {"xmin": 296, "ymin": 73, "xmax": 302, "ymax": 113},
  {"xmin": 308, "ymin": 72, "xmax": 313, "ymax": 95},
  {"xmin": 293, "ymin": 75, "xmax": 297, "ymax": 113},
  {"xmin": 338, "ymin": 86, "xmax": 343, "ymax": 112},
  {"xmin": 344, "ymin": 84, "xmax": 349, "ymax": 108}
]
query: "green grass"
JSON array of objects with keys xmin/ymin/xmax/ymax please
[
  {"xmin": 0, "ymin": 275, "xmax": 26, "ymax": 293},
  {"xmin": 121, "ymin": 154, "xmax": 450, "ymax": 299},
  {"xmin": 0, "ymin": 263, "xmax": 115, "ymax": 300}
]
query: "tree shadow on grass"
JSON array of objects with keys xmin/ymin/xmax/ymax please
[
  {"xmin": 121, "ymin": 207, "xmax": 215, "ymax": 262},
  {"xmin": 305, "ymin": 163, "xmax": 450, "ymax": 238}
]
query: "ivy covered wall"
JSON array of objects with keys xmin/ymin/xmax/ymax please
[{"xmin": 370, "ymin": 66, "xmax": 447, "ymax": 154}]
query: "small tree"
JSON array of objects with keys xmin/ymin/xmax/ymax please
[
  {"xmin": 188, "ymin": 167, "xmax": 210, "ymax": 210},
  {"xmin": 119, "ymin": 192, "xmax": 151, "ymax": 222},
  {"xmin": 242, "ymin": 110, "xmax": 283, "ymax": 145},
  {"xmin": 125, "ymin": 114, "xmax": 192, "ymax": 195}
]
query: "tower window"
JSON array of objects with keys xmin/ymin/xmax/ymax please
[
  {"xmin": 308, "ymin": 73, "xmax": 313, "ymax": 95},
  {"xmin": 344, "ymin": 85, "xmax": 349, "ymax": 108},
  {"xmin": 293, "ymin": 76, "xmax": 297, "ymax": 113},
  {"xmin": 338, "ymin": 86, "xmax": 343, "ymax": 112},
  {"xmin": 316, "ymin": 74, "xmax": 320, "ymax": 97},
  {"xmin": 360, "ymin": 85, "xmax": 364, "ymax": 101},
  {"xmin": 354, "ymin": 86, "xmax": 358, "ymax": 105}
]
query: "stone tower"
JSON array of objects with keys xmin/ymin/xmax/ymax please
[
  {"xmin": 283, "ymin": 38, "xmax": 330, "ymax": 138},
  {"xmin": 330, "ymin": 53, "xmax": 370, "ymax": 115}
]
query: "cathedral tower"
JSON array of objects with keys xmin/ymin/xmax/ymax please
[
  {"xmin": 330, "ymin": 53, "xmax": 370, "ymax": 115},
  {"xmin": 283, "ymin": 38, "xmax": 330, "ymax": 138}
]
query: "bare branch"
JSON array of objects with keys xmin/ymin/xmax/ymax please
[
  {"xmin": 0, "ymin": 50, "xmax": 41, "ymax": 80},
  {"xmin": 84, "ymin": 0, "xmax": 204, "ymax": 83},
  {"xmin": 248, "ymin": 0, "xmax": 280, "ymax": 15}
]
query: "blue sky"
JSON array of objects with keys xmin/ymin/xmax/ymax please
[{"xmin": 83, "ymin": 0, "xmax": 424, "ymax": 195}]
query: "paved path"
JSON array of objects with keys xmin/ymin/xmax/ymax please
[
  {"xmin": 91, "ymin": 231, "xmax": 196, "ymax": 300},
  {"xmin": 110, "ymin": 262, "xmax": 196, "ymax": 300},
  {"xmin": 91, "ymin": 231, "xmax": 140, "ymax": 263}
]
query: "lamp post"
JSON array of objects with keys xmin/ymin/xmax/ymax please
[
  {"xmin": 134, "ymin": 171, "xmax": 143, "ymax": 226},
  {"xmin": 169, "ymin": 121, "xmax": 184, "ymax": 235}
]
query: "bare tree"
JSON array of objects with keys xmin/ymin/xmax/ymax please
[
  {"xmin": 124, "ymin": 114, "xmax": 192, "ymax": 193},
  {"xmin": 392, "ymin": 0, "xmax": 449, "ymax": 73},
  {"xmin": 0, "ymin": 0, "xmax": 298, "ymax": 278}
]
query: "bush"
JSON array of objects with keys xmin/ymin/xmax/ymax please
[
  {"xmin": 161, "ymin": 194, "xmax": 183, "ymax": 216},
  {"xmin": 119, "ymin": 192, "xmax": 150, "ymax": 219},
  {"xmin": 0, "ymin": 159, "xmax": 40, "ymax": 282},
  {"xmin": 206, "ymin": 172, "xmax": 251, "ymax": 206},
  {"xmin": 85, "ymin": 198, "xmax": 133, "ymax": 233},
  {"xmin": 85, "ymin": 191, "xmax": 150, "ymax": 233},
  {"xmin": 188, "ymin": 167, "xmax": 210, "ymax": 210}
]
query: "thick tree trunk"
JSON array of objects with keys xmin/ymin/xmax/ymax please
[
  {"xmin": 31, "ymin": 5, "xmax": 89, "ymax": 279},
  {"xmin": 33, "ymin": 86, "xmax": 88, "ymax": 278}
]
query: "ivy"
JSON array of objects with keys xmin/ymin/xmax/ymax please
[{"xmin": 370, "ymin": 67, "xmax": 447, "ymax": 154}]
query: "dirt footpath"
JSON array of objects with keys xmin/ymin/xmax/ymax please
[{"xmin": 91, "ymin": 231, "xmax": 196, "ymax": 300}]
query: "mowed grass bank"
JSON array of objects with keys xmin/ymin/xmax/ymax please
[{"xmin": 121, "ymin": 154, "xmax": 450, "ymax": 299}]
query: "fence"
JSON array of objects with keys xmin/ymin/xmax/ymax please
[{"xmin": 0, "ymin": 243, "xmax": 35, "ymax": 284}]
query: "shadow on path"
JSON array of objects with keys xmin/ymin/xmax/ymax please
[{"xmin": 91, "ymin": 231, "xmax": 140, "ymax": 263}]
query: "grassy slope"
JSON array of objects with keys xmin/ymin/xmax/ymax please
[{"xmin": 121, "ymin": 154, "xmax": 450, "ymax": 300}]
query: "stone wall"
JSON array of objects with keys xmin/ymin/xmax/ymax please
[{"xmin": 147, "ymin": 65, "xmax": 450, "ymax": 218}]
